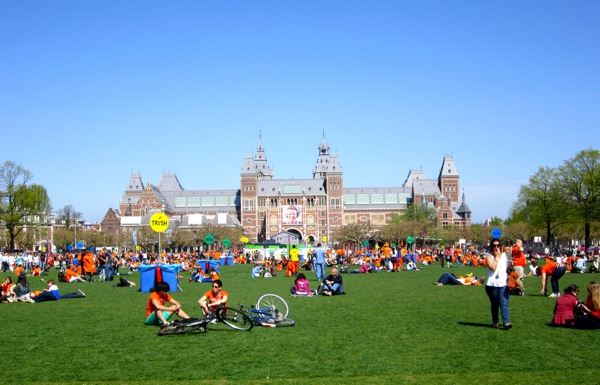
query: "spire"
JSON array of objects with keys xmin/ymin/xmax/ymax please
[{"xmin": 456, "ymin": 190, "xmax": 471, "ymax": 218}]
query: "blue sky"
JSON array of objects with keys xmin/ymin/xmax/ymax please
[{"xmin": 1, "ymin": 1, "xmax": 598, "ymax": 224}]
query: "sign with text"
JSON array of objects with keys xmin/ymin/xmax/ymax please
[{"xmin": 150, "ymin": 212, "xmax": 169, "ymax": 233}]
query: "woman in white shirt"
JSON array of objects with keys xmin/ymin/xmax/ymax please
[{"xmin": 485, "ymin": 239, "xmax": 511, "ymax": 330}]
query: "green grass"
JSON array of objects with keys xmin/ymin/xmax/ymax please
[{"xmin": 3, "ymin": 263, "xmax": 600, "ymax": 384}]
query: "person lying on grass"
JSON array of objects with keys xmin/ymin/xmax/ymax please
[
  {"xmin": 434, "ymin": 272, "xmax": 484, "ymax": 286},
  {"xmin": 145, "ymin": 282, "xmax": 190, "ymax": 327},
  {"xmin": 28, "ymin": 279, "xmax": 86, "ymax": 303}
]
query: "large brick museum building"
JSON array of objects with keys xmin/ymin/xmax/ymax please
[{"xmin": 111, "ymin": 136, "xmax": 471, "ymax": 244}]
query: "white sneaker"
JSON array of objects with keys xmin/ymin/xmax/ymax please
[{"xmin": 549, "ymin": 293, "xmax": 558, "ymax": 298}]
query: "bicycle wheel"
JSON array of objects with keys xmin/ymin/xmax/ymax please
[
  {"xmin": 157, "ymin": 323, "xmax": 203, "ymax": 336},
  {"xmin": 256, "ymin": 293, "xmax": 289, "ymax": 319},
  {"xmin": 217, "ymin": 307, "xmax": 253, "ymax": 331},
  {"xmin": 258, "ymin": 317, "xmax": 295, "ymax": 328}
]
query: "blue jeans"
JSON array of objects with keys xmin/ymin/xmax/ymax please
[
  {"xmin": 105, "ymin": 265, "xmax": 114, "ymax": 282},
  {"xmin": 438, "ymin": 272, "xmax": 462, "ymax": 285},
  {"xmin": 315, "ymin": 263, "xmax": 325, "ymax": 281},
  {"xmin": 485, "ymin": 285, "xmax": 510, "ymax": 325},
  {"xmin": 551, "ymin": 265, "xmax": 567, "ymax": 294}
]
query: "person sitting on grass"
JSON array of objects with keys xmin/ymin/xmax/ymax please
[
  {"xmin": 322, "ymin": 268, "xmax": 345, "ymax": 296},
  {"xmin": 198, "ymin": 279, "xmax": 228, "ymax": 322},
  {"xmin": 1, "ymin": 276, "xmax": 15, "ymax": 303},
  {"xmin": 29, "ymin": 279, "xmax": 86, "ymax": 303},
  {"xmin": 65, "ymin": 265, "xmax": 86, "ymax": 282},
  {"xmin": 507, "ymin": 268, "xmax": 525, "ymax": 296},
  {"xmin": 190, "ymin": 267, "xmax": 205, "ymax": 282},
  {"xmin": 145, "ymin": 282, "xmax": 190, "ymax": 327},
  {"xmin": 575, "ymin": 281, "xmax": 600, "ymax": 329},
  {"xmin": 251, "ymin": 263, "xmax": 264, "ymax": 278},
  {"xmin": 434, "ymin": 272, "xmax": 484, "ymax": 286},
  {"xmin": 551, "ymin": 284, "xmax": 579, "ymax": 327},
  {"xmin": 290, "ymin": 273, "xmax": 313, "ymax": 296}
]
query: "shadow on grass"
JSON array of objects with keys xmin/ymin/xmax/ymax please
[{"xmin": 457, "ymin": 321, "xmax": 499, "ymax": 328}]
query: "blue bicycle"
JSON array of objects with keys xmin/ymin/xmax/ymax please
[{"xmin": 240, "ymin": 294, "xmax": 295, "ymax": 328}]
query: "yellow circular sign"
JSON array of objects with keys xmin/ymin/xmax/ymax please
[
  {"xmin": 150, "ymin": 212, "xmax": 169, "ymax": 233},
  {"xmin": 136, "ymin": 245, "xmax": 141, "ymax": 251},
  {"xmin": 322, "ymin": 236, "xmax": 327, "ymax": 242}
]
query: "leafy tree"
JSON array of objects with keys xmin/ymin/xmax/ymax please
[
  {"xmin": 514, "ymin": 166, "xmax": 567, "ymax": 247},
  {"xmin": 559, "ymin": 149, "xmax": 600, "ymax": 249},
  {"xmin": 0, "ymin": 161, "xmax": 51, "ymax": 250},
  {"xmin": 56, "ymin": 204, "xmax": 82, "ymax": 229},
  {"xmin": 333, "ymin": 223, "xmax": 371, "ymax": 248}
]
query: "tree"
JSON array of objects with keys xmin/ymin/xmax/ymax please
[
  {"xmin": 514, "ymin": 166, "xmax": 567, "ymax": 247},
  {"xmin": 0, "ymin": 161, "xmax": 51, "ymax": 250},
  {"xmin": 559, "ymin": 149, "xmax": 600, "ymax": 249},
  {"xmin": 333, "ymin": 223, "xmax": 371, "ymax": 249},
  {"xmin": 56, "ymin": 204, "xmax": 82, "ymax": 229}
]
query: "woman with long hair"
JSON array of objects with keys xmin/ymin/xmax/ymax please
[{"xmin": 576, "ymin": 281, "xmax": 600, "ymax": 329}]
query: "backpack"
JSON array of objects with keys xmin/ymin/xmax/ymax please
[
  {"xmin": 296, "ymin": 279, "xmax": 309, "ymax": 293},
  {"xmin": 58, "ymin": 271, "xmax": 67, "ymax": 283}
]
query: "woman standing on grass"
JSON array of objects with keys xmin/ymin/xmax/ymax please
[{"xmin": 485, "ymin": 239, "xmax": 511, "ymax": 330}]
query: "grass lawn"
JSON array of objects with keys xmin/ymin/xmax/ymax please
[{"xmin": 3, "ymin": 263, "xmax": 600, "ymax": 384}]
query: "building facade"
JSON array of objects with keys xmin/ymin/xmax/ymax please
[{"xmin": 111, "ymin": 136, "xmax": 470, "ymax": 243}]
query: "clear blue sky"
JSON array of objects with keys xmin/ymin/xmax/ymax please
[{"xmin": 1, "ymin": 1, "xmax": 598, "ymax": 224}]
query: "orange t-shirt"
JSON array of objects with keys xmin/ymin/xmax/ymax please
[
  {"xmin": 541, "ymin": 262, "xmax": 557, "ymax": 275},
  {"xmin": 512, "ymin": 246, "xmax": 526, "ymax": 267},
  {"xmin": 146, "ymin": 292, "xmax": 172, "ymax": 317},
  {"xmin": 203, "ymin": 289, "xmax": 228, "ymax": 310}
]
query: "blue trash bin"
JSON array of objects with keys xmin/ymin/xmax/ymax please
[{"xmin": 139, "ymin": 264, "xmax": 157, "ymax": 293}]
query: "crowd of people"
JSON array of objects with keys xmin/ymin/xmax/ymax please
[{"xmin": 3, "ymin": 239, "xmax": 600, "ymax": 331}]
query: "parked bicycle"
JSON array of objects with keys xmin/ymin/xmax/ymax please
[{"xmin": 158, "ymin": 306, "xmax": 253, "ymax": 335}]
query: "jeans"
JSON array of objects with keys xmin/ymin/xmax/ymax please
[
  {"xmin": 32, "ymin": 291, "xmax": 58, "ymax": 303},
  {"xmin": 551, "ymin": 265, "xmax": 567, "ymax": 294},
  {"xmin": 105, "ymin": 265, "xmax": 114, "ymax": 282},
  {"xmin": 438, "ymin": 272, "xmax": 462, "ymax": 285},
  {"xmin": 485, "ymin": 285, "xmax": 510, "ymax": 325},
  {"xmin": 315, "ymin": 263, "xmax": 325, "ymax": 281}
]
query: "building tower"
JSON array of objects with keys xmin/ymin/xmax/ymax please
[{"xmin": 438, "ymin": 155, "xmax": 460, "ymax": 203}]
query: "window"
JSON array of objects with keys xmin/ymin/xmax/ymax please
[
  {"xmin": 215, "ymin": 196, "xmax": 229, "ymax": 207},
  {"xmin": 258, "ymin": 198, "xmax": 266, "ymax": 207},
  {"xmin": 244, "ymin": 199, "xmax": 254, "ymax": 211},
  {"xmin": 357, "ymin": 194, "xmax": 369, "ymax": 204},
  {"xmin": 174, "ymin": 197, "xmax": 187, "ymax": 208},
  {"xmin": 344, "ymin": 194, "xmax": 355, "ymax": 204},
  {"xmin": 201, "ymin": 196, "xmax": 214, "ymax": 207},
  {"xmin": 270, "ymin": 198, "xmax": 278, "ymax": 207},
  {"xmin": 370, "ymin": 194, "xmax": 383, "ymax": 204},
  {"xmin": 318, "ymin": 197, "xmax": 327, "ymax": 206},
  {"xmin": 384, "ymin": 194, "xmax": 398, "ymax": 204},
  {"xmin": 187, "ymin": 197, "xmax": 200, "ymax": 207},
  {"xmin": 330, "ymin": 198, "xmax": 340, "ymax": 209}
]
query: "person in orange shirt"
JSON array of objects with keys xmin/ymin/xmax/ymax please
[
  {"xmin": 381, "ymin": 243, "xmax": 392, "ymax": 271},
  {"xmin": 65, "ymin": 265, "xmax": 86, "ymax": 282},
  {"xmin": 83, "ymin": 251, "xmax": 96, "ymax": 282},
  {"xmin": 540, "ymin": 260, "xmax": 567, "ymax": 297},
  {"xmin": 145, "ymin": 282, "xmax": 190, "ymax": 326},
  {"xmin": 198, "ymin": 279, "xmax": 228, "ymax": 321},
  {"xmin": 14, "ymin": 264, "xmax": 24, "ymax": 276},
  {"xmin": 511, "ymin": 239, "xmax": 527, "ymax": 279},
  {"xmin": 29, "ymin": 265, "xmax": 42, "ymax": 276}
]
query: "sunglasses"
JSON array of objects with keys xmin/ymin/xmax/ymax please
[
  {"xmin": 492, "ymin": 244, "xmax": 501, "ymax": 247},
  {"xmin": 212, "ymin": 285, "xmax": 220, "ymax": 288}
]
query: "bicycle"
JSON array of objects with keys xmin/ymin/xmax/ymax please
[
  {"xmin": 239, "ymin": 293, "xmax": 295, "ymax": 328},
  {"xmin": 158, "ymin": 306, "xmax": 253, "ymax": 335}
]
